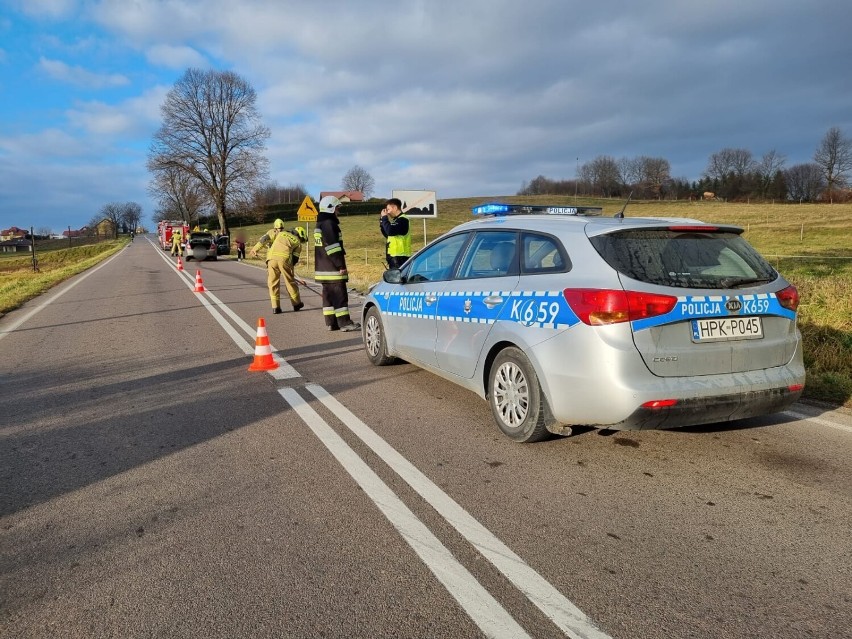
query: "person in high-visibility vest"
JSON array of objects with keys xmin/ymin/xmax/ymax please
[
  {"xmin": 314, "ymin": 196, "xmax": 360, "ymax": 332},
  {"xmin": 249, "ymin": 219, "xmax": 308, "ymax": 314},
  {"xmin": 170, "ymin": 229, "xmax": 183, "ymax": 256},
  {"xmin": 379, "ymin": 197, "xmax": 411, "ymax": 269}
]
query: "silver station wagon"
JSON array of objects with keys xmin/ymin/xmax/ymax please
[{"xmin": 361, "ymin": 203, "xmax": 805, "ymax": 442}]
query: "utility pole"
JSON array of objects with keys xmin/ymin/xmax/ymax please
[
  {"xmin": 575, "ymin": 157, "xmax": 579, "ymax": 197},
  {"xmin": 30, "ymin": 226, "xmax": 39, "ymax": 272}
]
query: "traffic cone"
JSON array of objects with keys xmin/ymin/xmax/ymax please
[
  {"xmin": 176, "ymin": 256, "xmax": 184, "ymax": 271},
  {"xmin": 248, "ymin": 318, "xmax": 279, "ymax": 371},
  {"xmin": 193, "ymin": 269, "xmax": 206, "ymax": 292}
]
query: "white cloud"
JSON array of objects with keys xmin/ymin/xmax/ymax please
[
  {"xmin": 66, "ymin": 85, "xmax": 169, "ymax": 137},
  {"xmin": 145, "ymin": 44, "xmax": 207, "ymax": 69},
  {"xmin": 12, "ymin": 0, "xmax": 77, "ymax": 19},
  {"xmin": 38, "ymin": 57, "xmax": 130, "ymax": 88}
]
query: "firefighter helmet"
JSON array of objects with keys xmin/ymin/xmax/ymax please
[
  {"xmin": 319, "ymin": 195, "xmax": 341, "ymax": 212},
  {"xmin": 274, "ymin": 218, "xmax": 285, "ymax": 229},
  {"xmin": 293, "ymin": 226, "xmax": 308, "ymax": 242}
]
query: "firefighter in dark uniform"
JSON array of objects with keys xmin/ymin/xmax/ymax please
[
  {"xmin": 314, "ymin": 196, "xmax": 360, "ymax": 332},
  {"xmin": 379, "ymin": 197, "xmax": 411, "ymax": 269}
]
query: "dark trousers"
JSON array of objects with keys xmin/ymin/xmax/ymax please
[
  {"xmin": 386, "ymin": 255, "xmax": 409, "ymax": 269},
  {"xmin": 321, "ymin": 280, "xmax": 354, "ymax": 329}
]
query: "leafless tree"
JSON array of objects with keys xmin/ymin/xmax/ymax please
[
  {"xmin": 341, "ymin": 165, "xmax": 375, "ymax": 198},
  {"xmin": 813, "ymin": 126, "xmax": 852, "ymax": 202},
  {"xmin": 253, "ymin": 181, "xmax": 309, "ymax": 206},
  {"xmin": 149, "ymin": 164, "xmax": 208, "ymax": 227},
  {"xmin": 638, "ymin": 156, "xmax": 672, "ymax": 199},
  {"xmin": 579, "ymin": 156, "xmax": 620, "ymax": 197},
  {"xmin": 704, "ymin": 148, "xmax": 756, "ymax": 181},
  {"xmin": 784, "ymin": 163, "xmax": 825, "ymax": 202},
  {"xmin": 755, "ymin": 150, "xmax": 786, "ymax": 198},
  {"xmin": 148, "ymin": 68, "xmax": 270, "ymax": 236},
  {"xmin": 95, "ymin": 202, "xmax": 125, "ymax": 238},
  {"xmin": 122, "ymin": 202, "xmax": 143, "ymax": 233}
]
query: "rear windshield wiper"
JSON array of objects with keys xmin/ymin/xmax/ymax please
[{"xmin": 719, "ymin": 276, "xmax": 776, "ymax": 288}]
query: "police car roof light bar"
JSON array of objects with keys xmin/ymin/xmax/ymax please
[{"xmin": 471, "ymin": 203, "xmax": 603, "ymax": 217}]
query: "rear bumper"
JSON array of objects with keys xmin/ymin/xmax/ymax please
[{"xmin": 610, "ymin": 385, "xmax": 803, "ymax": 430}]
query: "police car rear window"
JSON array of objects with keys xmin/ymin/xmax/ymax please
[{"xmin": 589, "ymin": 229, "xmax": 776, "ymax": 289}]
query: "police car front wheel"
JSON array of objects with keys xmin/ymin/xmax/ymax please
[
  {"xmin": 364, "ymin": 307, "xmax": 396, "ymax": 366},
  {"xmin": 489, "ymin": 347, "xmax": 552, "ymax": 443}
]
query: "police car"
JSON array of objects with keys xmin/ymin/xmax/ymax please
[{"xmin": 361, "ymin": 203, "xmax": 805, "ymax": 442}]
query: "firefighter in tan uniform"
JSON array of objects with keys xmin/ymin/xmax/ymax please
[
  {"xmin": 249, "ymin": 219, "xmax": 308, "ymax": 314},
  {"xmin": 170, "ymin": 229, "xmax": 183, "ymax": 256}
]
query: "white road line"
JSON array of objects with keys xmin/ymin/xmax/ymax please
[
  {"xmin": 150, "ymin": 240, "xmax": 300, "ymax": 378},
  {"xmin": 783, "ymin": 410, "xmax": 852, "ymax": 434},
  {"xmin": 279, "ymin": 387, "xmax": 532, "ymax": 639},
  {"xmin": 306, "ymin": 384, "xmax": 612, "ymax": 639},
  {"xmin": 0, "ymin": 249, "xmax": 124, "ymax": 342}
]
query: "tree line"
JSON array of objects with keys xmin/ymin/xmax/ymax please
[{"xmin": 520, "ymin": 127, "xmax": 852, "ymax": 203}]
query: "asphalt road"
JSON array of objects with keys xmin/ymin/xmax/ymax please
[{"xmin": 1, "ymin": 237, "xmax": 850, "ymax": 639}]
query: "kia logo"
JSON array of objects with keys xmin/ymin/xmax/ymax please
[{"xmin": 725, "ymin": 299, "xmax": 742, "ymax": 312}]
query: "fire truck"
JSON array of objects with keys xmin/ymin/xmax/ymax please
[{"xmin": 157, "ymin": 220, "xmax": 190, "ymax": 251}]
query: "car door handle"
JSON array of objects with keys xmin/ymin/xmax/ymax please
[
  {"xmin": 425, "ymin": 294, "xmax": 438, "ymax": 305},
  {"xmin": 483, "ymin": 295, "xmax": 503, "ymax": 309}
]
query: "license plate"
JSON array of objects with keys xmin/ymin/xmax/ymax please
[{"xmin": 691, "ymin": 316, "xmax": 763, "ymax": 342}]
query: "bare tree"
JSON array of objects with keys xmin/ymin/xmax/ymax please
[
  {"xmin": 148, "ymin": 68, "xmax": 270, "ymax": 236},
  {"xmin": 579, "ymin": 156, "xmax": 620, "ymax": 197},
  {"xmin": 813, "ymin": 126, "xmax": 852, "ymax": 202},
  {"xmin": 341, "ymin": 165, "xmax": 375, "ymax": 198},
  {"xmin": 149, "ymin": 164, "xmax": 208, "ymax": 227},
  {"xmin": 122, "ymin": 202, "xmax": 143, "ymax": 233},
  {"xmin": 639, "ymin": 156, "xmax": 672, "ymax": 199},
  {"xmin": 704, "ymin": 148, "xmax": 755, "ymax": 181},
  {"xmin": 96, "ymin": 202, "xmax": 124, "ymax": 238},
  {"xmin": 755, "ymin": 150, "xmax": 786, "ymax": 199},
  {"xmin": 784, "ymin": 163, "xmax": 825, "ymax": 202}
]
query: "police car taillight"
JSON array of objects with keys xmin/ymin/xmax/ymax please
[
  {"xmin": 776, "ymin": 285, "xmax": 799, "ymax": 312},
  {"xmin": 641, "ymin": 399, "xmax": 678, "ymax": 409},
  {"xmin": 562, "ymin": 289, "xmax": 678, "ymax": 325}
]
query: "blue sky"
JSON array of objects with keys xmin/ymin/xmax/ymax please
[{"xmin": 1, "ymin": 0, "xmax": 850, "ymax": 233}]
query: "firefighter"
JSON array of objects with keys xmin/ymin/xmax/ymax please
[
  {"xmin": 170, "ymin": 229, "xmax": 183, "ymax": 256},
  {"xmin": 379, "ymin": 197, "xmax": 411, "ymax": 269},
  {"xmin": 249, "ymin": 219, "xmax": 307, "ymax": 314},
  {"xmin": 314, "ymin": 196, "xmax": 360, "ymax": 332}
]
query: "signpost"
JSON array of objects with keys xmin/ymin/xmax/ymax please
[
  {"xmin": 393, "ymin": 189, "xmax": 437, "ymax": 245},
  {"xmin": 297, "ymin": 196, "xmax": 318, "ymax": 269}
]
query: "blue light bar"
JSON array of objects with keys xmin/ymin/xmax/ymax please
[
  {"xmin": 472, "ymin": 203, "xmax": 511, "ymax": 215},
  {"xmin": 471, "ymin": 203, "xmax": 603, "ymax": 217}
]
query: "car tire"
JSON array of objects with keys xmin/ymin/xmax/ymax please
[
  {"xmin": 364, "ymin": 307, "xmax": 395, "ymax": 366},
  {"xmin": 488, "ymin": 347, "xmax": 552, "ymax": 443}
]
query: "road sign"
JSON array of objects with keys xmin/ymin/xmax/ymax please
[
  {"xmin": 393, "ymin": 190, "xmax": 437, "ymax": 218},
  {"xmin": 297, "ymin": 196, "xmax": 319, "ymax": 222}
]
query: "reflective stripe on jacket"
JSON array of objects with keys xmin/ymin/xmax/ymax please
[{"xmin": 314, "ymin": 212, "xmax": 348, "ymax": 282}]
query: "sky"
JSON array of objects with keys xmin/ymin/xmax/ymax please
[{"xmin": 1, "ymin": 0, "xmax": 850, "ymax": 233}]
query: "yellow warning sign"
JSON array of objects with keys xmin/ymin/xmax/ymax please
[{"xmin": 297, "ymin": 196, "xmax": 319, "ymax": 222}]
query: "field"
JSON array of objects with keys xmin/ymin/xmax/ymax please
[{"xmin": 3, "ymin": 197, "xmax": 850, "ymax": 406}]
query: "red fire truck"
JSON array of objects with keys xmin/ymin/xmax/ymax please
[{"xmin": 157, "ymin": 220, "xmax": 190, "ymax": 251}]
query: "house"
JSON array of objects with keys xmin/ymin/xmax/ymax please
[
  {"xmin": 0, "ymin": 226, "xmax": 27, "ymax": 241},
  {"xmin": 62, "ymin": 227, "xmax": 89, "ymax": 238},
  {"xmin": 0, "ymin": 238, "xmax": 33, "ymax": 253},
  {"xmin": 318, "ymin": 190, "xmax": 365, "ymax": 203},
  {"xmin": 93, "ymin": 219, "xmax": 116, "ymax": 237}
]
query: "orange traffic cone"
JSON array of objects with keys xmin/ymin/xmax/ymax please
[
  {"xmin": 176, "ymin": 256, "xmax": 184, "ymax": 271},
  {"xmin": 193, "ymin": 269, "xmax": 206, "ymax": 292},
  {"xmin": 248, "ymin": 318, "xmax": 279, "ymax": 371}
]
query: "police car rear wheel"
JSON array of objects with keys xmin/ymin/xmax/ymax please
[
  {"xmin": 365, "ymin": 307, "xmax": 395, "ymax": 366},
  {"xmin": 489, "ymin": 347, "xmax": 550, "ymax": 443}
]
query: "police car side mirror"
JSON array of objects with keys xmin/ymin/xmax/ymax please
[{"xmin": 383, "ymin": 269, "xmax": 403, "ymax": 284}]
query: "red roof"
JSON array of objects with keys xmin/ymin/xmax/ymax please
[{"xmin": 319, "ymin": 190, "xmax": 365, "ymax": 202}]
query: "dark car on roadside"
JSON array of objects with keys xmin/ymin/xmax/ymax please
[{"xmin": 216, "ymin": 235, "xmax": 230, "ymax": 255}]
